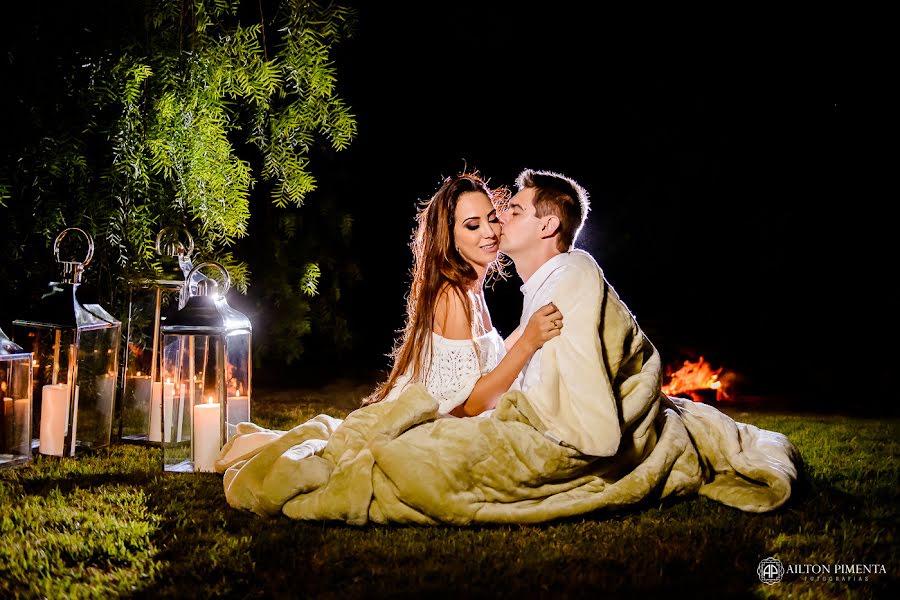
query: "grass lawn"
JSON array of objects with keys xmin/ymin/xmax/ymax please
[{"xmin": 1, "ymin": 380, "xmax": 897, "ymax": 599}]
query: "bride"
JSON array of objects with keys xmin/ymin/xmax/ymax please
[{"xmin": 363, "ymin": 173, "xmax": 563, "ymax": 417}]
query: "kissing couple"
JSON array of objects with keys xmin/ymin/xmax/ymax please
[
  {"xmin": 216, "ymin": 168, "xmax": 801, "ymax": 525},
  {"xmin": 363, "ymin": 169, "xmax": 581, "ymax": 424}
]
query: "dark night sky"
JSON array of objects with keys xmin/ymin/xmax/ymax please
[
  {"xmin": 322, "ymin": 4, "xmax": 892, "ymax": 407},
  {"xmin": 0, "ymin": 3, "xmax": 892, "ymax": 408}
]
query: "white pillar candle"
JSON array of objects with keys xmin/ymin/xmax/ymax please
[
  {"xmin": 39, "ymin": 383, "xmax": 68, "ymax": 456},
  {"xmin": 69, "ymin": 386, "xmax": 79, "ymax": 456},
  {"xmin": 14, "ymin": 399, "xmax": 29, "ymax": 452},
  {"xmin": 227, "ymin": 392, "xmax": 250, "ymax": 426},
  {"xmin": 132, "ymin": 375, "xmax": 152, "ymax": 410},
  {"xmin": 193, "ymin": 397, "xmax": 221, "ymax": 472},
  {"xmin": 226, "ymin": 392, "xmax": 250, "ymax": 442},
  {"xmin": 176, "ymin": 383, "xmax": 186, "ymax": 442},
  {"xmin": 148, "ymin": 380, "xmax": 176, "ymax": 442},
  {"xmin": 2, "ymin": 397, "xmax": 12, "ymax": 451},
  {"xmin": 96, "ymin": 373, "xmax": 116, "ymax": 404}
]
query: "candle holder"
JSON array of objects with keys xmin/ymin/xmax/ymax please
[
  {"xmin": 0, "ymin": 329, "xmax": 33, "ymax": 468},
  {"xmin": 159, "ymin": 262, "xmax": 251, "ymax": 472},
  {"xmin": 119, "ymin": 226, "xmax": 201, "ymax": 446},
  {"xmin": 12, "ymin": 228, "xmax": 121, "ymax": 457}
]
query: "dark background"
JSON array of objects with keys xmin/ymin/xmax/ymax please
[
  {"xmin": 321, "ymin": 3, "xmax": 893, "ymax": 411},
  {"xmin": 1, "ymin": 3, "xmax": 892, "ymax": 412}
]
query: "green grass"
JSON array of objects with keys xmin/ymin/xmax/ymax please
[{"xmin": 1, "ymin": 381, "xmax": 897, "ymax": 599}]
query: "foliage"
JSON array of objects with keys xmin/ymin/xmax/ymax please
[
  {"xmin": 1, "ymin": 391, "xmax": 898, "ymax": 599},
  {"xmin": 0, "ymin": 1, "xmax": 358, "ymax": 361}
]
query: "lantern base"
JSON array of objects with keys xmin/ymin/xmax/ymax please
[
  {"xmin": 0, "ymin": 454, "xmax": 32, "ymax": 468},
  {"xmin": 30, "ymin": 437, "xmax": 109, "ymax": 457},
  {"xmin": 119, "ymin": 434, "xmax": 164, "ymax": 447},
  {"xmin": 165, "ymin": 459, "xmax": 196, "ymax": 473}
]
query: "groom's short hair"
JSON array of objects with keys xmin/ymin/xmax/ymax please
[{"xmin": 515, "ymin": 169, "xmax": 590, "ymax": 252}]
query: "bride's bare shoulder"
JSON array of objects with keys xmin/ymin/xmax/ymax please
[{"xmin": 433, "ymin": 284, "xmax": 471, "ymax": 340}]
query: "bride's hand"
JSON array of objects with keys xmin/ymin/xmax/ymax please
[{"xmin": 520, "ymin": 302, "xmax": 564, "ymax": 352}]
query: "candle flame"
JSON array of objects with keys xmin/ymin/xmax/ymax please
[
  {"xmin": 166, "ymin": 377, "xmax": 171, "ymax": 384},
  {"xmin": 136, "ymin": 370, "xmax": 142, "ymax": 376},
  {"xmin": 207, "ymin": 396, "xmax": 214, "ymax": 405}
]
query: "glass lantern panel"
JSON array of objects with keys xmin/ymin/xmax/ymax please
[
  {"xmin": 74, "ymin": 326, "xmax": 119, "ymax": 452},
  {"xmin": 120, "ymin": 285, "xmax": 181, "ymax": 443},
  {"xmin": 15, "ymin": 326, "xmax": 78, "ymax": 454},
  {"xmin": 224, "ymin": 332, "xmax": 251, "ymax": 439},
  {"xmin": 161, "ymin": 333, "xmax": 227, "ymax": 472},
  {"xmin": 0, "ymin": 356, "xmax": 32, "ymax": 467}
]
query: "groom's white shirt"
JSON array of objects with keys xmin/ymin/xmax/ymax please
[
  {"xmin": 509, "ymin": 249, "xmax": 623, "ymax": 457},
  {"xmin": 511, "ymin": 252, "xmax": 572, "ymax": 393}
]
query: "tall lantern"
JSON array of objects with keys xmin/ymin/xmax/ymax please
[
  {"xmin": 0, "ymin": 329, "xmax": 32, "ymax": 468},
  {"xmin": 119, "ymin": 226, "xmax": 199, "ymax": 445},
  {"xmin": 159, "ymin": 262, "xmax": 251, "ymax": 472},
  {"xmin": 12, "ymin": 228, "xmax": 121, "ymax": 457}
]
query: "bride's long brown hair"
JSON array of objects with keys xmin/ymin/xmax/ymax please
[{"xmin": 363, "ymin": 173, "xmax": 508, "ymax": 405}]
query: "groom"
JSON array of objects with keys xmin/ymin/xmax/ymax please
[{"xmin": 491, "ymin": 169, "xmax": 663, "ymax": 460}]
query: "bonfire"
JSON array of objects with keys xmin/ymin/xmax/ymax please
[{"xmin": 662, "ymin": 356, "xmax": 732, "ymax": 402}]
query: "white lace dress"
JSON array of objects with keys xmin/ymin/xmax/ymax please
[{"xmin": 381, "ymin": 328, "xmax": 507, "ymax": 416}]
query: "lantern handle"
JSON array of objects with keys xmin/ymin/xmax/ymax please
[
  {"xmin": 53, "ymin": 228, "xmax": 94, "ymax": 284},
  {"xmin": 155, "ymin": 225, "xmax": 194, "ymax": 258},
  {"xmin": 53, "ymin": 227, "xmax": 94, "ymax": 266},
  {"xmin": 184, "ymin": 261, "xmax": 230, "ymax": 297}
]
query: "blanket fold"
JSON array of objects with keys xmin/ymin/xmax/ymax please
[{"xmin": 216, "ymin": 383, "xmax": 800, "ymax": 524}]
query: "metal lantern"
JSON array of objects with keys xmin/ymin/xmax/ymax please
[
  {"xmin": 119, "ymin": 226, "xmax": 200, "ymax": 445},
  {"xmin": 0, "ymin": 329, "xmax": 33, "ymax": 468},
  {"xmin": 12, "ymin": 228, "xmax": 121, "ymax": 457},
  {"xmin": 159, "ymin": 262, "xmax": 251, "ymax": 472}
]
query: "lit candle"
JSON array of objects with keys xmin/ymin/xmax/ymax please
[
  {"xmin": 193, "ymin": 396, "xmax": 221, "ymax": 472},
  {"xmin": 96, "ymin": 372, "xmax": 116, "ymax": 403},
  {"xmin": 14, "ymin": 399, "xmax": 29, "ymax": 453},
  {"xmin": 39, "ymin": 383, "xmax": 69, "ymax": 456},
  {"xmin": 2, "ymin": 397, "xmax": 12, "ymax": 451},
  {"xmin": 226, "ymin": 385, "xmax": 249, "ymax": 439},
  {"xmin": 131, "ymin": 373, "xmax": 152, "ymax": 410},
  {"xmin": 69, "ymin": 386, "xmax": 80, "ymax": 456},
  {"xmin": 148, "ymin": 379, "xmax": 176, "ymax": 442}
]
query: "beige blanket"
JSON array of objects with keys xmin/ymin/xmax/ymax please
[
  {"xmin": 215, "ymin": 385, "xmax": 799, "ymax": 524},
  {"xmin": 216, "ymin": 252, "xmax": 799, "ymax": 523}
]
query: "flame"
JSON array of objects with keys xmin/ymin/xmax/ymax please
[
  {"xmin": 207, "ymin": 396, "xmax": 214, "ymax": 405},
  {"xmin": 662, "ymin": 356, "xmax": 732, "ymax": 402}
]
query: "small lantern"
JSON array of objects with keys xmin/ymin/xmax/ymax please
[
  {"xmin": 159, "ymin": 262, "xmax": 251, "ymax": 472},
  {"xmin": 0, "ymin": 329, "xmax": 33, "ymax": 468},
  {"xmin": 12, "ymin": 228, "xmax": 121, "ymax": 457},
  {"xmin": 119, "ymin": 226, "xmax": 199, "ymax": 445}
]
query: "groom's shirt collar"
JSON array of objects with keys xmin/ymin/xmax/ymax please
[{"xmin": 520, "ymin": 252, "xmax": 571, "ymax": 297}]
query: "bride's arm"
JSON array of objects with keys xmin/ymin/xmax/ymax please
[{"xmin": 449, "ymin": 303, "xmax": 562, "ymax": 417}]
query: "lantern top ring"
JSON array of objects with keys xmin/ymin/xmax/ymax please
[
  {"xmin": 53, "ymin": 227, "xmax": 94, "ymax": 267},
  {"xmin": 156, "ymin": 225, "xmax": 195, "ymax": 258},
  {"xmin": 186, "ymin": 261, "xmax": 231, "ymax": 297}
]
